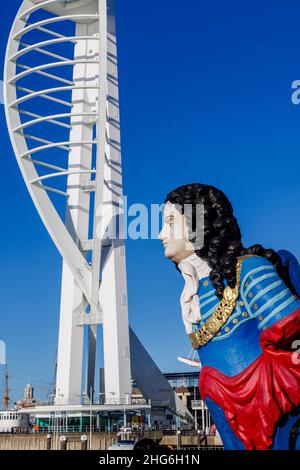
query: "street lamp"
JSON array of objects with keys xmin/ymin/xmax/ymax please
[
  {"xmin": 201, "ymin": 400, "xmax": 205, "ymax": 433},
  {"xmin": 81, "ymin": 388, "xmax": 94, "ymax": 450},
  {"xmin": 177, "ymin": 430, "xmax": 181, "ymax": 450},
  {"xmin": 123, "ymin": 397, "xmax": 127, "ymax": 430},
  {"xmin": 55, "ymin": 389, "xmax": 64, "ymax": 451},
  {"xmin": 193, "ymin": 386, "xmax": 198, "ymax": 431},
  {"xmin": 88, "ymin": 386, "xmax": 93, "ymax": 451},
  {"xmin": 122, "ymin": 392, "xmax": 131, "ymax": 431}
]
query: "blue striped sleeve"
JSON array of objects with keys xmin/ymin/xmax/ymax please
[{"xmin": 239, "ymin": 256, "xmax": 300, "ymax": 330}]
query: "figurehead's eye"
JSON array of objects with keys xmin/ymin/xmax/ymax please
[{"xmin": 166, "ymin": 216, "xmax": 174, "ymax": 227}]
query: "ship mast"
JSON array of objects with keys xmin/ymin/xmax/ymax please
[{"xmin": 3, "ymin": 367, "xmax": 9, "ymax": 411}]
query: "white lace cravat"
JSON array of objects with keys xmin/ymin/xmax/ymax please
[{"xmin": 178, "ymin": 253, "xmax": 212, "ymax": 334}]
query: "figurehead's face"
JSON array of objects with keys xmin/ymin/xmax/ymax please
[{"xmin": 158, "ymin": 202, "xmax": 195, "ymax": 264}]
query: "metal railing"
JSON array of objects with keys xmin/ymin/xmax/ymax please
[{"xmin": 32, "ymin": 397, "xmax": 175, "ymax": 407}]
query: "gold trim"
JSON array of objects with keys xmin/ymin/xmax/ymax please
[{"xmin": 188, "ymin": 258, "xmax": 243, "ymax": 349}]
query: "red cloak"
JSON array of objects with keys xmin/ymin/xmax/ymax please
[{"xmin": 199, "ymin": 309, "xmax": 300, "ymax": 450}]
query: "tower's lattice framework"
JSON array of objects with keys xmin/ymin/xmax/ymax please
[{"xmin": 4, "ymin": 0, "xmax": 192, "ymax": 423}]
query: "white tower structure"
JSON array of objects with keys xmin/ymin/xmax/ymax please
[
  {"xmin": 4, "ymin": 0, "xmax": 193, "ymax": 423},
  {"xmin": 24, "ymin": 384, "xmax": 34, "ymax": 401}
]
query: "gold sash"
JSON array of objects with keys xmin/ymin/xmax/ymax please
[{"xmin": 188, "ymin": 257, "xmax": 244, "ymax": 349}]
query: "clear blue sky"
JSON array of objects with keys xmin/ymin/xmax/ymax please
[{"xmin": 1, "ymin": 0, "xmax": 300, "ymax": 403}]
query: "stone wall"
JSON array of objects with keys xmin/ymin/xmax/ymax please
[{"xmin": 0, "ymin": 432, "xmax": 222, "ymax": 450}]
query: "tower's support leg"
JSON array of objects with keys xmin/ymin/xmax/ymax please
[
  {"xmin": 100, "ymin": 243, "xmax": 132, "ymax": 401},
  {"xmin": 56, "ymin": 21, "xmax": 98, "ymax": 402},
  {"xmin": 87, "ymin": 325, "xmax": 97, "ymax": 401},
  {"xmin": 56, "ymin": 264, "xmax": 85, "ymax": 402},
  {"xmin": 96, "ymin": 2, "xmax": 132, "ymax": 401}
]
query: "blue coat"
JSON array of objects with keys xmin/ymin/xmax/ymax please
[{"xmin": 193, "ymin": 254, "xmax": 300, "ymax": 449}]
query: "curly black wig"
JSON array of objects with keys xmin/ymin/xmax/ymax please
[{"xmin": 164, "ymin": 183, "xmax": 294, "ymax": 299}]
